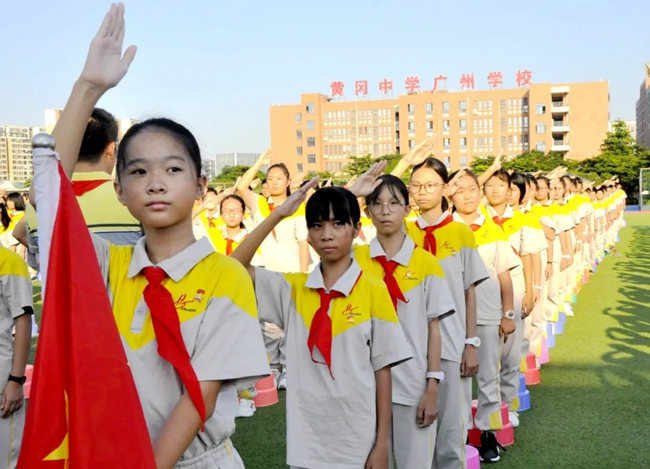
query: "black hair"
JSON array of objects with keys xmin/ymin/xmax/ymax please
[
  {"xmin": 557, "ymin": 177, "xmax": 568, "ymax": 190},
  {"xmin": 116, "ymin": 118, "xmax": 202, "ymax": 183},
  {"xmin": 0, "ymin": 204, "xmax": 10, "ymax": 231},
  {"xmin": 509, "ymin": 172, "xmax": 527, "ymax": 205},
  {"xmin": 365, "ymin": 174, "xmax": 409, "ymax": 208},
  {"xmin": 561, "ymin": 175, "xmax": 572, "ymax": 189},
  {"xmin": 301, "ymin": 179, "xmax": 320, "ymax": 190},
  {"xmin": 220, "ymin": 194, "xmax": 246, "ymax": 229},
  {"xmin": 7, "ymin": 192, "xmax": 26, "ymax": 212},
  {"xmin": 485, "ymin": 168, "xmax": 511, "ymax": 188},
  {"xmin": 449, "ymin": 169, "xmax": 480, "ymax": 186},
  {"xmin": 79, "ymin": 108, "xmax": 118, "ymax": 164},
  {"xmin": 524, "ymin": 173, "xmax": 539, "ymax": 189},
  {"xmin": 267, "ymin": 163, "xmax": 291, "ymax": 196},
  {"xmin": 411, "ymin": 157, "xmax": 450, "ymax": 211},
  {"xmin": 261, "ymin": 179, "xmax": 267, "ymax": 185},
  {"xmin": 306, "ymin": 186, "xmax": 360, "ymax": 228},
  {"xmin": 536, "ymin": 176, "xmax": 550, "ymax": 188},
  {"xmin": 205, "ymin": 187, "xmax": 218, "ymax": 196}
]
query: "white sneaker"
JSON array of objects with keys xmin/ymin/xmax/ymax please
[
  {"xmin": 271, "ymin": 368, "xmax": 281, "ymax": 388},
  {"xmin": 565, "ymin": 303, "xmax": 574, "ymax": 316},
  {"xmin": 278, "ymin": 368, "xmax": 287, "ymax": 390},
  {"xmin": 509, "ymin": 411, "xmax": 520, "ymax": 428},
  {"xmin": 237, "ymin": 399, "xmax": 256, "ymax": 418}
]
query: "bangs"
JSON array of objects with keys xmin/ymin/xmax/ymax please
[
  {"xmin": 365, "ymin": 175, "xmax": 408, "ymax": 207},
  {"xmin": 306, "ymin": 187, "xmax": 360, "ymax": 227}
]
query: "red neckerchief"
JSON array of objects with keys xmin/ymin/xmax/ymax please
[
  {"xmin": 416, "ymin": 214, "xmax": 453, "ymax": 255},
  {"xmin": 470, "ymin": 224, "xmax": 481, "ymax": 232},
  {"xmin": 492, "ymin": 215, "xmax": 510, "ymax": 230},
  {"xmin": 374, "ymin": 256, "xmax": 407, "ymax": 311},
  {"xmin": 225, "ymin": 238, "xmax": 235, "ymax": 256},
  {"xmin": 71, "ymin": 179, "xmax": 110, "ymax": 197}
]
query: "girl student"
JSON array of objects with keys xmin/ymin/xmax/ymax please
[
  {"xmin": 236, "ymin": 151, "xmax": 310, "ymax": 390},
  {"xmin": 347, "ymin": 164, "xmax": 456, "ymax": 469},
  {"xmin": 447, "ymin": 169, "xmax": 519, "ymax": 464},
  {"xmin": 391, "ymin": 147, "xmax": 488, "ymax": 469},
  {"xmin": 232, "ymin": 182, "xmax": 413, "ymax": 469},
  {"xmin": 35, "ymin": 6, "xmax": 270, "ymax": 468},
  {"xmin": 4, "ymin": 194, "xmax": 27, "ymax": 256}
]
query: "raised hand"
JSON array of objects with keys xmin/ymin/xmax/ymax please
[
  {"xmin": 447, "ymin": 169, "xmax": 466, "ymax": 197},
  {"xmin": 250, "ymin": 178, "xmax": 261, "ymax": 189},
  {"xmin": 402, "ymin": 135, "xmax": 436, "ymax": 166},
  {"xmin": 348, "ymin": 161, "xmax": 388, "ymax": 197},
  {"xmin": 79, "ymin": 3, "xmax": 137, "ymax": 92},
  {"xmin": 275, "ymin": 177, "xmax": 320, "ymax": 218},
  {"xmin": 491, "ymin": 150, "xmax": 504, "ymax": 171},
  {"xmin": 258, "ymin": 148, "xmax": 274, "ymax": 167}
]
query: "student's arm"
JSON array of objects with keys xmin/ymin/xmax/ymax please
[
  {"xmin": 417, "ymin": 318, "xmax": 440, "ymax": 427},
  {"xmin": 235, "ymin": 149, "xmax": 273, "ymax": 210},
  {"xmin": 153, "ymin": 382, "xmax": 220, "ymax": 469},
  {"xmin": 521, "ymin": 253, "xmax": 533, "ymax": 316},
  {"xmin": 389, "ymin": 136, "xmax": 436, "ymax": 178},
  {"xmin": 1, "ymin": 313, "xmax": 31, "ymax": 418},
  {"xmin": 231, "ymin": 177, "xmax": 319, "ymax": 278},
  {"xmin": 497, "ymin": 271, "xmax": 515, "ymax": 340},
  {"xmin": 531, "ymin": 251, "xmax": 542, "ymax": 303},
  {"xmin": 365, "ymin": 367, "xmax": 391, "ymax": 469},
  {"xmin": 12, "ymin": 218, "xmax": 28, "ymax": 248},
  {"xmin": 462, "ymin": 285, "xmax": 479, "ymax": 377},
  {"xmin": 559, "ymin": 230, "xmax": 570, "ymax": 272},
  {"xmin": 52, "ymin": 4, "xmax": 137, "ymax": 180},
  {"xmin": 298, "ymin": 240, "xmax": 310, "ymax": 272}
]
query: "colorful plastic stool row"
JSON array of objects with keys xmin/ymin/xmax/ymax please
[
  {"xmin": 468, "ymin": 401, "xmax": 515, "ymax": 448},
  {"xmin": 252, "ymin": 374, "xmax": 278, "ymax": 408},
  {"xmin": 466, "ymin": 444, "xmax": 480, "ymax": 469}
]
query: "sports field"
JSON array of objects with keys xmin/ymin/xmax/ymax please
[{"xmin": 28, "ymin": 214, "xmax": 650, "ymax": 468}]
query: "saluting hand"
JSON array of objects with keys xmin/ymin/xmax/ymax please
[
  {"xmin": 348, "ymin": 160, "xmax": 388, "ymax": 197},
  {"xmin": 274, "ymin": 177, "xmax": 320, "ymax": 219}
]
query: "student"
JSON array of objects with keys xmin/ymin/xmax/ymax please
[
  {"xmin": 0, "ymin": 205, "xmax": 13, "ymax": 249},
  {"xmin": 550, "ymin": 177, "xmax": 576, "ymax": 317},
  {"xmin": 0, "ymin": 246, "xmax": 33, "ymax": 468},
  {"xmin": 260, "ymin": 179, "xmax": 270, "ymax": 199},
  {"xmin": 34, "ymin": 6, "xmax": 270, "ymax": 468},
  {"xmin": 232, "ymin": 183, "xmax": 412, "ymax": 469},
  {"xmin": 448, "ymin": 170, "xmax": 519, "ymax": 464},
  {"xmin": 348, "ymin": 168, "xmax": 456, "ymax": 469},
  {"xmin": 391, "ymin": 151, "xmax": 488, "ymax": 469},
  {"xmin": 4, "ymin": 194, "xmax": 26, "ymax": 256}
]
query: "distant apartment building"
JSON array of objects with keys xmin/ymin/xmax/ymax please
[
  {"xmin": 0, "ymin": 126, "xmax": 45, "ymax": 184},
  {"xmin": 609, "ymin": 120, "xmax": 637, "ymax": 141},
  {"xmin": 636, "ymin": 77, "xmax": 650, "ymax": 149},
  {"xmin": 214, "ymin": 152, "xmax": 263, "ymax": 176},
  {"xmin": 270, "ymin": 80, "xmax": 609, "ymax": 174}
]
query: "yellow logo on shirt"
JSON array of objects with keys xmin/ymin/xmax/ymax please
[
  {"xmin": 402, "ymin": 270, "xmax": 419, "ymax": 281},
  {"xmin": 341, "ymin": 303, "xmax": 361, "ymax": 324},
  {"xmin": 174, "ymin": 289, "xmax": 206, "ymax": 313},
  {"xmin": 440, "ymin": 241, "xmax": 457, "ymax": 254}
]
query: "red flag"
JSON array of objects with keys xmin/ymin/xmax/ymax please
[{"xmin": 18, "ymin": 155, "xmax": 156, "ymax": 468}]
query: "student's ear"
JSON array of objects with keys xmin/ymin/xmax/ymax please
[
  {"xmin": 353, "ymin": 221, "xmax": 361, "ymax": 239},
  {"xmin": 103, "ymin": 142, "xmax": 117, "ymax": 174},
  {"xmin": 402, "ymin": 204, "xmax": 410, "ymax": 218},
  {"xmin": 196, "ymin": 175, "xmax": 208, "ymax": 201},
  {"xmin": 114, "ymin": 182, "xmax": 127, "ymax": 206}
]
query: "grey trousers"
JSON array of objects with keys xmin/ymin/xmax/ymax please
[{"xmin": 475, "ymin": 325, "xmax": 503, "ymax": 431}]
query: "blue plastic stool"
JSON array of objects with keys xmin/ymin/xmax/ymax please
[
  {"xmin": 518, "ymin": 373, "xmax": 531, "ymax": 411},
  {"xmin": 558, "ymin": 311, "xmax": 567, "ymax": 324},
  {"xmin": 519, "ymin": 373, "xmax": 527, "ymax": 392},
  {"xmin": 553, "ymin": 319, "xmax": 565, "ymax": 335},
  {"xmin": 546, "ymin": 322, "xmax": 556, "ymax": 348}
]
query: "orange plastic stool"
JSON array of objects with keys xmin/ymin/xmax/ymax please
[{"xmin": 252, "ymin": 374, "xmax": 278, "ymax": 408}]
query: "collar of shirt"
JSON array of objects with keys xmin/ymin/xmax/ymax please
[
  {"xmin": 453, "ymin": 211, "xmax": 485, "ymax": 226},
  {"xmin": 305, "ymin": 257, "xmax": 362, "ymax": 296},
  {"xmin": 71, "ymin": 171, "xmax": 113, "ymax": 182},
  {"xmin": 415, "ymin": 210, "xmax": 449, "ymax": 228},
  {"xmin": 368, "ymin": 235, "xmax": 414, "ymax": 267},
  {"xmin": 219, "ymin": 226, "xmax": 247, "ymax": 242},
  {"xmin": 127, "ymin": 236, "xmax": 215, "ymax": 281},
  {"xmin": 486, "ymin": 204, "xmax": 514, "ymax": 219}
]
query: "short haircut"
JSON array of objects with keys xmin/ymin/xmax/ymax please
[
  {"xmin": 485, "ymin": 168, "xmax": 511, "ymax": 187},
  {"xmin": 509, "ymin": 172, "xmax": 527, "ymax": 205},
  {"xmin": 79, "ymin": 108, "xmax": 118, "ymax": 164},
  {"xmin": 365, "ymin": 174, "xmax": 409, "ymax": 207},
  {"xmin": 306, "ymin": 186, "xmax": 360, "ymax": 228}
]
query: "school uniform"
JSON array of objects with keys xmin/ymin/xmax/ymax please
[
  {"xmin": 487, "ymin": 205, "xmax": 544, "ymax": 411},
  {"xmin": 254, "ymin": 259, "xmax": 412, "ymax": 469},
  {"xmin": 547, "ymin": 202, "xmax": 575, "ymax": 316},
  {"xmin": 89, "ymin": 236, "xmax": 270, "ymax": 468},
  {"xmin": 405, "ymin": 214, "xmax": 489, "ymax": 469},
  {"xmin": 353, "ymin": 214, "xmax": 377, "ymax": 246},
  {"xmin": 453, "ymin": 212, "xmax": 519, "ymax": 432},
  {"xmin": 354, "ymin": 236, "xmax": 456, "ymax": 469},
  {"xmin": 0, "ymin": 247, "xmax": 32, "ymax": 468}
]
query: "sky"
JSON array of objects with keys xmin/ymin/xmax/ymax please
[{"xmin": 1, "ymin": 0, "xmax": 648, "ymax": 159}]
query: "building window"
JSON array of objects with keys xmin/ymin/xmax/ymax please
[
  {"xmin": 536, "ymin": 123, "xmax": 546, "ymax": 134},
  {"xmin": 460, "ymin": 156, "xmax": 468, "ymax": 167},
  {"xmin": 308, "ymin": 154, "xmax": 316, "ymax": 164},
  {"xmin": 523, "ymin": 116, "xmax": 529, "ymax": 129},
  {"xmin": 307, "ymin": 137, "xmax": 316, "ymax": 147},
  {"xmin": 459, "ymin": 119, "xmax": 467, "ymax": 130},
  {"xmin": 501, "ymin": 136, "xmax": 506, "ymax": 148},
  {"xmin": 306, "ymin": 120, "xmax": 315, "ymax": 130},
  {"xmin": 296, "ymin": 146, "xmax": 303, "ymax": 156},
  {"xmin": 501, "ymin": 118, "xmax": 506, "ymax": 132},
  {"xmin": 409, "ymin": 140, "xmax": 415, "ymax": 149},
  {"xmin": 522, "ymin": 97, "xmax": 529, "ymax": 112},
  {"xmin": 426, "ymin": 121, "xmax": 434, "ymax": 130},
  {"xmin": 523, "ymin": 134, "xmax": 529, "ymax": 144},
  {"xmin": 306, "ymin": 103, "xmax": 315, "ymax": 113},
  {"xmin": 536, "ymin": 104, "xmax": 546, "ymax": 115},
  {"xmin": 536, "ymin": 141, "xmax": 546, "ymax": 152},
  {"xmin": 443, "ymin": 120, "xmax": 450, "ymax": 131},
  {"xmin": 459, "ymin": 101, "xmax": 467, "ymax": 113},
  {"xmin": 297, "ymin": 163, "xmax": 303, "ymax": 173},
  {"xmin": 408, "ymin": 104, "xmax": 415, "ymax": 115},
  {"xmin": 296, "ymin": 130, "xmax": 302, "ymax": 140},
  {"xmin": 443, "ymin": 138, "xmax": 451, "ymax": 149},
  {"xmin": 442, "ymin": 102, "xmax": 450, "ymax": 113},
  {"xmin": 444, "ymin": 156, "xmax": 451, "ymax": 167},
  {"xmin": 296, "ymin": 113, "xmax": 302, "ymax": 123},
  {"xmin": 426, "ymin": 103, "xmax": 433, "ymax": 113},
  {"xmin": 460, "ymin": 137, "xmax": 467, "ymax": 148},
  {"xmin": 408, "ymin": 122, "xmax": 415, "ymax": 132}
]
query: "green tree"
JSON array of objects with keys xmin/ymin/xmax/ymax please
[
  {"xmin": 503, "ymin": 151, "xmax": 568, "ymax": 172},
  {"xmin": 212, "ymin": 165, "xmax": 265, "ymax": 183},
  {"xmin": 470, "ymin": 155, "xmax": 495, "ymax": 174},
  {"xmin": 344, "ymin": 155, "xmax": 376, "ymax": 176}
]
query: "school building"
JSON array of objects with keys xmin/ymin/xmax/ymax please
[
  {"xmin": 270, "ymin": 81, "xmax": 609, "ymax": 175},
  {"xmin": 636, "ymin": 76, "xmax": 650, "ymax": 150},
  {"xmin": 0, "ymin": 125, "xmax": 46, "ymax": 184}
]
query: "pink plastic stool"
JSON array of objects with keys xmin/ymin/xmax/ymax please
[
  {"xmin": 470, "ymin": 400, "xmax": 510, "ymax": 426},
  {"xmin": 252, "ymin": 374, "xmax": 278, "ymax": 408},
  {"xmin": 466, "ymin": 444, "xmax": 480, "ymax": 469},
  {"xmin": 468, "ymin": 401, "xmax": 512, "ymax": 447},
  {"xmin": 24, "ymin": 364, "xmax": 34, "ymax": 399},
  {"xmin": 525, "ymin": 367, "xmax": 541, "ymax": 385},
  {"xmin": 525, "ymin": 352, "xmax": 537, "ymax": 371},
  {"xmin": 497, "ymin": 422, "xmax": 515, "ymax": 447},
  {"xmin": 539, "ymin": 337, "xmax": 550, "ymax": 365}
]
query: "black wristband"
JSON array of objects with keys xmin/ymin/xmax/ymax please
[{"xmin": 8, "ymin": 375, "xmax": 26, "ymax": 385}]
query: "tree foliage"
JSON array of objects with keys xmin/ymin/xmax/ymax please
[{"xmin": 212, "ymin": 165, "xmax": 265, "ymax": 183}]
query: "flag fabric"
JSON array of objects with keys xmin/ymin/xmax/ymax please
[{"xmin": 18, "ymin": 148, "xmax": 156, "ymax": 468}]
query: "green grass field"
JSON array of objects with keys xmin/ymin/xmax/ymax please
[{"xmin": 29, "ymin": 215, "xmax": 650, "ymax": 468}]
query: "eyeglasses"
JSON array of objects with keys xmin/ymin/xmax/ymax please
[
  {"xmin": 368, "ymin": 200, "xmax": 404, "ymax": 216},
  {"xmin": 221, "ymin": 209, "xmax": 243, "ymax": 216},
  {"xmin": 408, "ymin": 182, "xmax": 445, "ymax": 194}
]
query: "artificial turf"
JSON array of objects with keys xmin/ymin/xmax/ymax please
[{"xmin": 28, "ymin": 214, "xmax": 650, "ymax": 468}]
